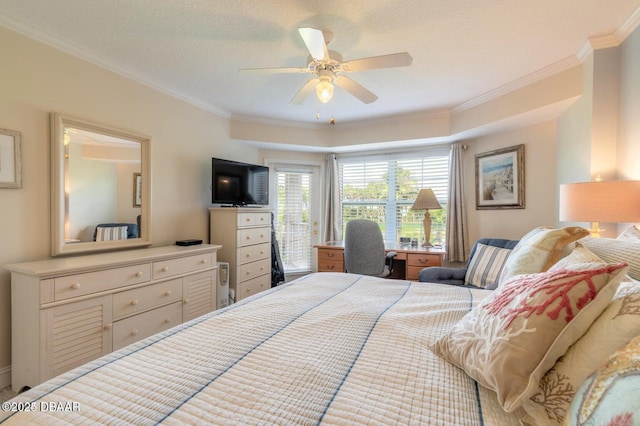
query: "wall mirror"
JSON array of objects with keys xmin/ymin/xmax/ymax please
[{"xmin": 51, "ymin": 113, "xmax": 151, "ymax": 256}]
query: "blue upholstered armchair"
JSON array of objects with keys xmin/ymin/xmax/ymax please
[{"xmin": 418, "ymin": 238, "xmax": 519, "ymax": 288}]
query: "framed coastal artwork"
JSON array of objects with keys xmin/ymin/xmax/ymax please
[
  {"xmin": 0, "ymin": 128, "xmax": 22, "ymax": 189},
  {"xmin": 475, "ymin": 144, "xmax": 525, "ymax": 210}
]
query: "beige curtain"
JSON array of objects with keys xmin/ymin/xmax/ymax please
[
  {"xmin": 445, "ymin": 143, "xmax": 470, "ymax": 262},
  {"xmin": 323, "ymin": 153, "xmax": 341, "ymax": 242}
]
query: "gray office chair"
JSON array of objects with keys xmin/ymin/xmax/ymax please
[{"xmin": 344, "ymin": 219, "xmax": 397, "ymax": 277}]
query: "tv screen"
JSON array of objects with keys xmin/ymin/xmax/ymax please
[{"xmin": 212, "ymin": 158, "xmax": 269, "ymax": 206}]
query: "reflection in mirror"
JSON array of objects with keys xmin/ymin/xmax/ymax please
[{"xmin": 51, "ymin": 113, "xmax": 151, "ymax": 256}]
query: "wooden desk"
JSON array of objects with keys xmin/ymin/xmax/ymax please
[{"xmin": 315, "ymin": 242, "xmax": 446, "ymax": 281}]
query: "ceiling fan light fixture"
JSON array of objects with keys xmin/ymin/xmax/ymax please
[{"xmin": 316, "ymin": 75, "xmax": 334, "ymax": 103}]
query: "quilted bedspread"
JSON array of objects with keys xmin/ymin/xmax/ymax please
[{"xmin": 0, "ymin": 272, "xmax": 520, "ymax": 425}]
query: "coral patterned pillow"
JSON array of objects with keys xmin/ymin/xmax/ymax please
[
  {"xmin": 521, "ymin": 279, "xmax": 640, "ymax": 424},
  {"xmin": 499, "ymin": 226, "xmax": 590, "ymax": 285},
  {"xmin": 431, "ymin": 262, "xmax": 628, "ymax": 412},
  {"xmin": 565, "ymin": 334, "xmax": 640, "ymax": 426}
]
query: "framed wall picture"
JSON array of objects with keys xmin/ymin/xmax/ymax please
[
  {"xmin": 0, "ymin": 128, "xmax": 22, "ymax": 189},
  {"xmin": 475, "ymin": 144, "xmax": 525, "ymax": 209},
  {"xmin": 133, "ymin": 172, "xmax": 142, "ymax": 207}
]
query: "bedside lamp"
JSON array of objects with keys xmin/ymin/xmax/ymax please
[
  {"xmin": 559, "ymin": 179, "xmax": 640, "ymax": 237},
  {"xmin": 411, "ymin": 189, "xmax": 442, "ymax": 247}
]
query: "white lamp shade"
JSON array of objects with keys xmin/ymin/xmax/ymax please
[
  {"xmin": 559, "ymin": 180, "xmax": 640, "ymax": 223},
  {"xmin": 411, "ymin": 188, "xmax": 442, "ymax": 211}
]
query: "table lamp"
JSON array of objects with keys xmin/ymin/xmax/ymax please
[
  {"xmin": 411, "ymin": 189, "xmax": 442, "ymax": 247},
  {"xmin": 559, "ymin": 179, "xmax": 640, "ymax": 237}
]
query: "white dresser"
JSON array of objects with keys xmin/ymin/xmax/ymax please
[
  {"xmin": 209, "ymin": 207, "xmax": 271, "ymax": 302},
  {"xmin": 6, "ymin": 244, "xmax": 221, "ymax": 392}
]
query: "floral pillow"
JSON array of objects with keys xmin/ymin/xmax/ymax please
[
  {"xmin": 521, "ymin": 278, "xmax": 640, "ymax": 424},
  {"xmin": 499, "ymin": 226, "xmax": 590, "ymax": 285},
  {"xmin": 565, "ymin": 334, "xmax": 640, "ymax": 425},
  {"xmin": 431, "ymin": 261, "xmax": 628, "ymax": 412}
]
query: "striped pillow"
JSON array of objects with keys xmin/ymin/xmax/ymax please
[
  {"xmin": 96, "ymin": 225, "xmax": 129, "ymax": 241},
  {"xmin": 465, "ymin": 243, "xmax": 512, "ymax": 288},
  {"xmin": 581, "ymin": 237, "xmax": 640, "ymax": 280}
]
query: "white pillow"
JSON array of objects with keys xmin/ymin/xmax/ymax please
[
  {"xmin": 96, "ymin": 225, "xmax": 128, "ymax": 241},
  {"xmin": 581, "ymin": 237, "xmax": 640, "ymax": 280},
  {"xmin": 464, "ymin": 243, "xmax": 512, "ymax": 288},
  {"xmin": 617, "ymin": 224, "xmax": 640, "ymax": 241}
]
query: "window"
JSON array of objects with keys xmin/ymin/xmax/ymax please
[
  {"xmin": 339, "ymin": 147, "xmax": 450, "ymax": 246},
  {"xmin": 274, "ymin": 168, "xmax": 314, "ymax": 272}
]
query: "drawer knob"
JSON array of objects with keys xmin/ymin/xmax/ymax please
[
  {"xmin": 246, "ymin": 271, "xmax": 251, "ymax": 275},
  {"xmin": 327, "ymin": 253, "xmax": 335, "ymax": 258},
  {"xmin": 246, "ymin": 253, "xmax": 251, "ymax": 258},
  {"xmin": 328, "ymin": 265, "xmax": 335, "ymax": 270},
  {"xmin": 130, "ymin": 299, "xmax": 138, "ymax": 306},
  {"xmin": 165, "ymin": 290, "xmax": 172, "ymax": 296},
  {"xmin": 183, "ymin": 298, "xmax": 189, "ymax": 304},
  {"xmin": 162, "ymin": 266, "xmax": 169, "ymax": 272},
  {"xmin": 260, "ymin": 234, "xmax": 265, "ymax": 238},
  {"xmin": 164, "ymin": 317, "xmax": 171, "ymax": 323},
  {"xmin": 246, "ymin": 236, "xmax": 251, "ymax": 240},
  {"xmin": 130, "ymin": 329, "xmax": 138, "ymax": 336},
  {"xmin": 200, "ymin": 258, "xmax": 207, "ymax": 264},
  {"xmin": 135, "ymin": 271, "xmax": 143, "ymax": 277},
  {"xmin": 103, "ymin": 323, "xmax": 112, "ymax": 330},
  {"xmin": 259, "ymin": 250, "xmax": 264, "ymax": 255},
  {"xmin": 246, "ymin": 217, "xmax": 251, "ymax": 222},
  {"xmin": 71, "ymin": 283, "xmax": 81, "ymax": 290}
]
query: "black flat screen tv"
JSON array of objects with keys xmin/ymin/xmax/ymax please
[{"xmin": 211, "ymin": 158, "xmax": 269, "ymax": 206}]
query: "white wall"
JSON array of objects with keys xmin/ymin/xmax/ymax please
[{"xmin": 0, "ymin": 26, "xmax": 260, "ymax": 381}]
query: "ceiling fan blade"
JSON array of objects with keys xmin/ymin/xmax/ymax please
[
  {"xmin": 239, "ymin": 67, "xmax": 308, "ymax": 75},
  {"xmin": 298, "ymin": 27, "xmax": 329, "ymax": 61},
  {"xmin": 341, "ymin": 52, "xmax": 413, "ymax": 72},
  {"xmin": 333, "ymin": 75, "xmax": 378, "ymax": 104},
  {"xmin": 289, "ymin": 78, "xmax": 319, "ymax": 105}
]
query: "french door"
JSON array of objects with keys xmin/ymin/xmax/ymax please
[{"xmin": 268, "ymin": 161, "xmax": 322, "ymax": 274}]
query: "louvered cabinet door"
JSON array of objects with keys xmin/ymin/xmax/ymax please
[
  {"xmin": 40, "ymin": 296, "xmax": 113, "ymax": 382},
  {"xmin": 182, "ymin": 270, "xmax": 216, "ymax": 322}
]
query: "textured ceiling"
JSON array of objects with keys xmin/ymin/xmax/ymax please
[{"xmin": 1, "ymin": 0, "xmax": 639, "ymax": 126}]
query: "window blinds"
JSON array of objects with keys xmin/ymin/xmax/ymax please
[{"xmin": 339, "ymin": 147, "xmax": 450, "ymax": 246}]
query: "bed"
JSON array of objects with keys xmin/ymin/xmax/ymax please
[
  {"xmin": 0, "ymin": 272, "xmax": 521, "ymax": 425},
  {"xmin": 2, "ymin": 229, "xmax": 639, "ymax": 425}
]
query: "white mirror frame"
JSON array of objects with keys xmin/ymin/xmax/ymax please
[{"xmin": 51, "ymin": 113, "xmax": 152, "ymax": 256}]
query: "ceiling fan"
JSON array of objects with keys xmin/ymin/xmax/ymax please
[{"xmin": 240, "ymin": 28, "xmax": 413, "ymax": 105}]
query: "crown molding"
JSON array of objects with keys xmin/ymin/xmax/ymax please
[
  {"xmin": 452, "ymin": 56, "xmax": 581, "ymax": 114},
  {"xmin": 0, "ymin": 14, "xmax": 231, "ymax": 119}
]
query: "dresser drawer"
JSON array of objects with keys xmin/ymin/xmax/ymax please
[
  {"xmin": 237, "ymin": 258, "xmax": 270, "ymax": 283},
  {"xmin": 237, "ymin": 211, "xmax": 270, "ymax": 228},
  {"xmin": 113, "ymin": 301, "xmax": 182, "ymax": 351},
  {"xmin": 317, "ymin": 248, "xmax": 343, "ymax": 263},
  {"xmin": 153, "ymin": 253, "xmax": 213, "ymax": 279},
  {"xmin": 407, "ymin": 253, "xmax": 442, "ymax": 268},
  {"xmin": 112, "ymin": 278, "xmax": 183, "ymax": 320},
  {"xmin": 318, "ymin": 259, "xmax": 344, "ymax": 272},
  {"xmin": 236, "ymin": 274, "xmax": 270, "ymax": 301},
  {"xmin": 237, "ymin": 227, "xmax": 270, "ymax": 247},
  {"xmin": 54, "ymin": 264, "xmax": 151, "ymax": 301},
  {"xmin": 237, "ymin": 242, "xmax": 270, "ymax": 266}
]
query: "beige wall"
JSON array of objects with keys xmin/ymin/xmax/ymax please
[
  {"xmin": 464, "ymin": 121, "xmax": 558, "ymax": 242},
  {"xmin": 557, "ymin": 24, "xmax": 640, "ymax": 236},
  {"xmin": 0, "ymin": 27, "xmax": 260, "ymax": 382}
]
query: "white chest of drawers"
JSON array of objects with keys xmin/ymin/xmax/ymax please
[
  {"xmin": 6, "ymin": 244, "xmax": 221, "ymax": 392},
  {"xmin": 209, "ymin": 207, "xmax": 272, "ymax": 302}
]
